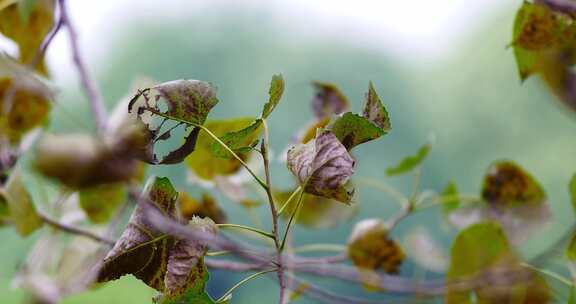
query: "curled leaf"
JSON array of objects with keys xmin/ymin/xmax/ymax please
[
  {"xmin": 261, "ymin": 74, "xmax": 285, "ymax": 119},
  {"xmin": 128, "ymin": 79, "xmax": 219, "ymax": 164},
  {"xmin": 178, "ymin": 192, "xmax": 226, "ymax": 224},
  {"xmin": 386, "ymin": 143, "xmax": 431, "ymax": 176},
  {"xmin": 347, "ymin": 218, "xmax": 404, "ymax": 274},
  {"xmin": 287, "ymin": 130, "xmax": 355, "ymax": 203},
  {"xmin": 311, "ymin": 82, "xmax": 350, "ymax": 119}
]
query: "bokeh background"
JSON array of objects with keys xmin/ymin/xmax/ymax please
[{"xmin": 2, "ymin": 0, "xmax": 576, "ymax": 302}]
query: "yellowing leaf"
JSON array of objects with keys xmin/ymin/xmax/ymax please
[
  {"xmin": 386, "ymin": 143, "xmax": 431, "ymax": 176},
  {"xmin": 287, "ymin": 130, "xmax": 355, "ymax": 203},
  {"xmin": 128, "ymin": 79, "xmax": 219, "ymax": 164},
  {"xmin": 347, "ymin": 218, "xmax": 404, "ymax": 274},
  {"xmin": 311, "ymin": 82, "xmax": 350, "ymax": 119},
  {"xmin": 210, "ymin": 119, "xmax": 262, "ymax": 159},
  {"xmin": 1, "ymin": 169, "xmax": 42, "ymax": 236},
  {"xmin": 261, "ymin": 74, "xmax": 285, "ymax": 119},
  {"xmin": 186, "ymin": 118, "xmax": 258, "ymax": 180},
  {"xmin": 0, "ymin": 0, "xmax": 54, "ymax": 75},
  {"xmin": 79, "ymin": 183, "xmax": 126, "ymax": 224},
  {"xmin": 178, "ymin": 192, "xmax": 226, "ymax": 224},
  {"xmin": 274, "ymin": 189, "xmax": 357, "ymax": 229},
  {"xmin": 0, "ymin": 54, "xmax": 52, "ymax": 145},
  {"xmin": 446, "ymin": 221, "xmax": 550, "ymax": 304}
]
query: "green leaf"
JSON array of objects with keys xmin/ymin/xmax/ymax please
[
  {"xmin": 311, "ymin": 82, "xmax": 350, "ymax": 119},
  {"xmin": 79, "ymin": 183, "xmax": 126, "ymax": 224},
  {"xmin": 446, "ymin": 221, "xmax": 550, "ymax": 303},
  {"xmin": 261, "ymin": 74, "xmax": 284, "ymax": 119},
  {"xmin": 210, "ymin": 119, "xmax": 262, "ymax": 159},
  {"xmin": 331, "ymin": 112, "xmax": 385, "ymax": 150},
  {"xmin": 362, "ymin": 82, "xmax": 391, "ymax": 132},
  {"xmin": 570, "ymin": 173, "xmax": 576, "ymax": 213},
  {"xmin": 287, "ymin": 130, "xmax": 355, "ymax": 203},
  {"xmin": 386, "ymin": 143, "xmax": 431, "ymax": 176},
  {"xmin": 567, "ymin": 233, "xmax": 576, "ymax": 261},
  {"xmin": 186, "ymin": 118, "xmax": 259, "ymax": 180},
  {"xmin": 1, "ymin": 169, "xmax": 42, "ymax": 236},
  {"xmin": 441, "ymin": 181, "xmax": 460, "ymax": 215},
  {"xmin": 128, "ymin": 79, "xmax": 219, "ymax": 164}
]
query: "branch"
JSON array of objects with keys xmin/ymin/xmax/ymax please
[
  {"xmin": 58, "ymin": 0, "xmax": 107, "ymax": 132},
  {"xmin": 38, "ymin": 213, "xmax": 115, "ymax": 246}
]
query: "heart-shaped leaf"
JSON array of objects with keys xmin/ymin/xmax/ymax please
[{"xmin": 287, "ymin": 130, "xmax": 355, "ymax": 203}]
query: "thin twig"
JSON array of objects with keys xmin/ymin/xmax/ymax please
[
  {"xmin": 58, "ymin": 0, "xmax": 107, "ymax": 132},
  {"xmin": 38, "ymin": 213, "xmax": 115, "ymax": 246},
  {"xmin": 216, "ymin": 223, "xmax": 275, "ymax": 240},
  {"xmin": 216, "ymin": 268, "xmax": 277, "ymax": 303}
]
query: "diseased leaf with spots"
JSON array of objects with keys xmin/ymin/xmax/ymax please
[
  {"xmin": 386, "ymin": 143, "xmax": 431, "ymax": 176},
  {"xmin": 0, "ymin": 54, "xmax": 53, "ymax": 145},
  {"xmin": 331, "ymin": 112, "xmax": 385, "ymax": 150},
  {"xmin": 186, "ymin": 118, "xmax": 259, "ymax": 180},
  {"xmin": 261, "ymin": 74, "xmax": 285, "ymax": 119},
  {"xmin": 210, "ymin": 119, "xmax": 262, "ymax": 159},
  {"xmin": 98, "ymin": 177, "xmax": 217, "ymax": 300},
  {"xmin": 448, "ymin": 161, "xmax": 551, "ymax": 244},
  {"xmin": 0, "ymin": 169, "xmax": 42, "ymax": 236},
  {"xmin": 178, "ymin": 192, "xmax": 226, "ymax": 224},
  {"xmin": 287, "ymin": 130, "xmax": 355, "ymax": 203},
  {"xmin": 446, "ymin": 222, "xmax": 550, "ymax": 304},
  {"xmin": 274, "ymin": 189, "xmax": 357, "ymax": 229},
  {"xmin": 0, "ymin": 0, "xmax": 54, "ymax": 75},
  {"xmin": 347, "ymin": 218, "xmax": 404, "ymax": 274},
  {"xmin": 311, "ymin": 82, "xmax": 350, "ymax": 119},
  {"xmin": 362, "ymin": 82, "xmax": 391, "ymax": 131},
  {"xmin": 155, "ymin": 260, "xmax": 218, "ymax": 304},
  {"xmin": 79, "ymin": 183, "xmax": 126, "ymax": 224},
  {"xmin": 128, "ymin": 80, "xmax": 218, "ymax": 164}
]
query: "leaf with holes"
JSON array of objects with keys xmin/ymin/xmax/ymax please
[
  {"xmin": 261, "ymin": 74, "xmax": 285, "ymax": 119},
  {"xmin": 386, "ymin": 143, "xmax": 431, "ymax": 176},
  {"xmin": 128, "ymin": 80, "xmax": 219, "ymax": 164},
  {"xmin": 287, "ymin": 130, "xmax": 355, "ymax": 203}
]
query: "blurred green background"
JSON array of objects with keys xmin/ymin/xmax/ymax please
[{"xmin": 2, "ymin": 0, "xmax": 576, "ymax": 303}]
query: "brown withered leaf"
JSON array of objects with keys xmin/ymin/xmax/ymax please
[
  {"xmin": 347, "ymin": 219, "xmax": 404, "ymax": 274},
  {"xmin": 128, "ymin": 80, "xmax": 219, "ymax": 164},
  {"xmin": 0, "ymin": 0, "xmax": 54, "ymax": 75},
  {"xmin": 362, "ymin": 82, "xmax": 391, "ymax": 131},
  {"xmin": 311, "ymin": 82, "xmax": 350, "ymax": 119},
  {"xmin": 98, "ymin": 177, "xmax": 217, "ymax": 300},
  {"xmin": 287, "ymin": 130, "xmax": 355, "ymax": 203},
  {"xmin": 178, "ymin": 192, "xmax": 226, "ymax": 224}
]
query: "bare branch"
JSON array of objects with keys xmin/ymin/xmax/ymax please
[{"xmin": 38, "ymin": 213, "xmax": 115, "ymax": 246}]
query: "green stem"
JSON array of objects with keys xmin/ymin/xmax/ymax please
[
  {"xmin": 280, "ymin": 188, "xmax": 305, "ymax": 250},
  {"xmin": 216, "ymin": 224, "xmax": 275, "ymax": 240},
  {"xmin": 216, "ymin": 268, "xmax": 277, "ymax": 303},
  {"xmin": 292, "ymin": 243, "xmax": 346, "ymax": 254},
  {"xmin": 520, "ymin": 262, "xmax": 574, "ymax": 287},
  {"xmin": 206, "ymin": 251, "xmax": 230, "ymax": 257},
  {"xmin": 277, "ymin": 186, "xmax": 302, "ymax": 215}
]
